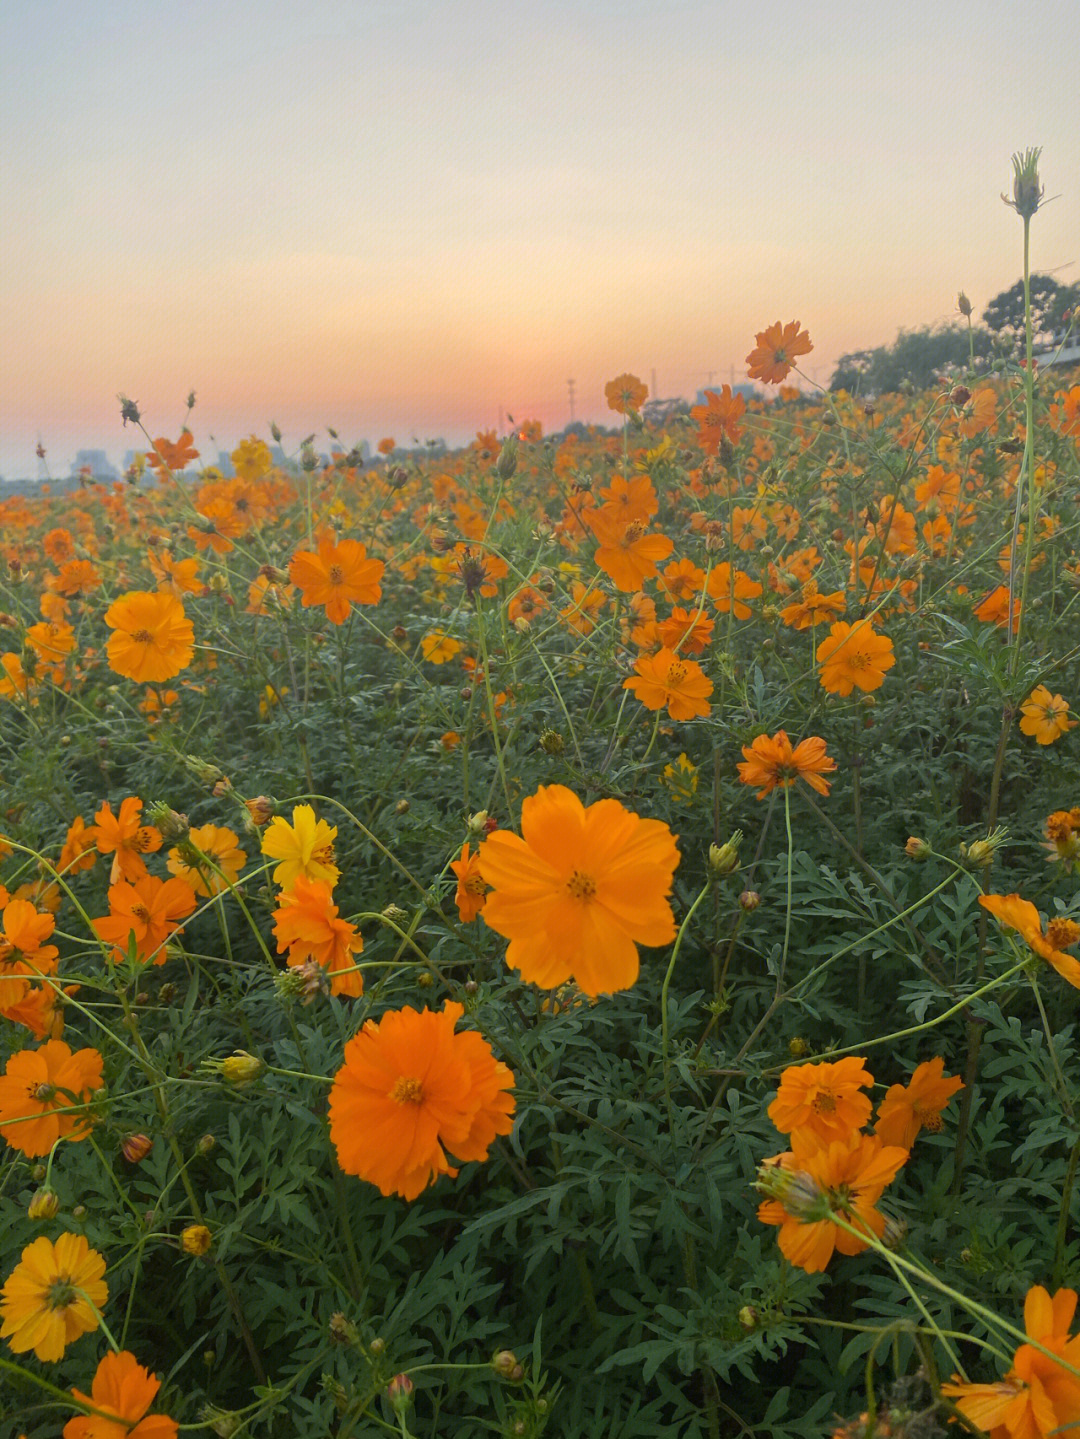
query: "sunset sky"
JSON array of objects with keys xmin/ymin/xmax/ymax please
[{"xmin": 2, "ymin": 0, "xmax": 1077, "ymax": 478}]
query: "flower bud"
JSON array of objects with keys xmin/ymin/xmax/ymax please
[
  {"xmin": 220, "ymin": 1051, "xmax": 265, "ymax": 1087},
  {"xmin": 28, "ymin": 1187, "xmax": 60, "ymax": 1221},
  {"xmin": 738, "ymin": 890, "xmax": 760, "ymax": 912},
  {"xmin": 1004, "ymin": 146, "xmax": 1044, "ymax": 219},
  {"xmin": 322, "ymin": 1376, "xmax": 349, "ymax": 1415},
  {"xmin": 492, "ymin": 1350, "xmax": 524, "ymax": 1381},
  {"xmin": 737, "ymin": 1305, "xmax": 759, "ymax": 1330},
  {"xmin": 788, "ymin": 1036, "xmax": 809, "ymax": 1058},
  {"xmin": 244, "ymin": 795, "xmax": 275, "ymax": 827},
  {"xmin": 962, "ymin": 825, "xmax": 1009, "ymax": 869},
  {"xmin": 904, "ymin": 836, "xmax": 931, "ymax": 861},
  {"xmin": 196, "ymin": 1133, "xmax": 216, "ymax": 1154},
  {"xmin": 957, "ymin": 291, "xmax": 972, "ymax": 317},
  {"xmin": 708, "ymin": 830, "xmax": 743, "ymax": 877},
  {"xmin": 466, "ymin": 810, "xmax": 490, "ymax": 836},
  {"xmin": 181, "ymin": 1224, "xmax": 213, "ymax": 1256},
  {"xmin": 539, "ymin": 728, "xmax": 565, "ymax": 755},
  {"xmin": 270, "ymin": 421, "xmax": 282, "ymax": 442},
  {"xmin": 145, "ymin": 802, "xmax": 189, "ymax": 844},
  {"xmin": 754, "ymin": 1162, "xmax": 831, "ymax": 1221},
  {"xmin": 122, "ymin": 1133, "xmax": 154, "ymax": 1164},
  {"xmin": 386, "ymin": 1374, "xmax": 414, "ymax": 1415},
  {"xmin": 369, "ymin": 1336, "xmax": 386, "ymax": 1356},
  {"xmin": 495, "ymin": 435, "xmax": 518, "ymax": 479}
]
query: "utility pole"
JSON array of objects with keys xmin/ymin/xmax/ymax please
[
  {"xmin": 651, "ymin": 368, "xmax": 657, "ymax": 401},
  {"xmin": 567, "ymin": 378, "xmax": 576, "ymax": 425}
]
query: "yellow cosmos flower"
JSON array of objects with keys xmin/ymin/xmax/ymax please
[
  {"xmin": 260, "ymin": 804, "xmax": 340, "ymax": 891},
  {"xmin": 1, "ymin": 1232, "xmax": 108, "ymax": 1362},
  {"xmin": 1019, "ymin": 685, "xmax": 1077, "ymax": 745}
]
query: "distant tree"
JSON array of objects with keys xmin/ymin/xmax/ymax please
[
  {"xmin": 982, "ymin": 274, "xmax": 1071, "ymax": 350},
  {"xmin": 829, "ymin": 325, "xmax": 992, "ymax": 395}
]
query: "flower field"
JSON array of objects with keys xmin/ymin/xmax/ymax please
[{"xmin": 5, "ymin": 202, "xmax": 1080, "ymax": 1438}]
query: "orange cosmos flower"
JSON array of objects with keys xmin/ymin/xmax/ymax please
[
  {"xmin": 737, "ymin": 731, "xmax": 837, "ymax": 800},
  {"xmin": 746, "ymin": 320, "xmax": 814, "ymax": 384},
  {"xmin": 656, "ymin": 606, "xmax": 714, "ymax": 655},
  {"xmin": 768, "ymin": 1057, "xmax": 874, "ymax": 1145},
  {"xmin": 420, "ymin": 631, "xmax": 462, "ymax": 664},
  {"xmin": 780, "ymin": 581, "xmax": 846, "ymax": 630},
  {"xmin": 979, "ymin": 893, "xmax": 1080, "ymax": 989},
  {"xmin": 92, "ymin": 875, "xmax": 197, "ymax": 965},
  {"xmin": 65, "ymin": 1349, "xmax": 179, "ymax": 1439},
  {"xmin": 166, "ymin": 823, "xmax": 247, "ymax": 896},
  {"xmin": 0, "ymin": 898, "xmax": 60, "ymax": 1011},
  {"xmin": 941, "ymin": 1287, "xmax": 1080, "ymax": 1439},
  {"xmin": 450, "ymin": 843, "xmax": 487, "ymax": 923},
  {"xmin": 974, "ymin": 584, "xmax": 1022, "ymax": 634},
  {"xmin": 1019, "ymin": 685, "xmax": 1077, "ymax": 745},
  {"xmin": 89, "ymin": 797, "xmax": 162, "ymax": 885},
  {"xmin": 478, "ymin": 784, "xmax": 680, "ymax": 996},
  {"xmin": 604, "ymin": 372, "xmax": 648, "ymax": 414},
  {"xmin": 272, "ymin": 874, "xmax": 364, "ymax": 997},
  {"xmin": 289, "ymin": 538, "xmax": 384, "ymax": 624},
  {"xmin": 328, "ymin": 1001, "xmax": 515, "ymax": 1199},
  {"xmin": 589, "ymin": 509, "xmax": 674, "ymax": 593},
  {"xmin": 624, "ymin": 647, "xmax": 713, "ymax": 720},
  {"xmin": 0, "ymin": 1040, "xmax": 105, "ymax": 1156},
  {"xmin": 598, "ymin": 473, "xmax": 658, "ymax": 523},
  {"xmin": 58, "ymin": 816, "xmax": 97, "ymax": 876},
  {"xmin": 506, "ymin": 585, "xmax": 548, "ymax": 626},
  {"xmin": 260, "ymin": 803, "xmax": 340, "ymax": 891},
  {"xmin": 146, "ymin": 430, "xmax": 198, "ymax": 472},
  {"xmin": 658, "ymin": 557, "xmax": 706, "ymax": 603},
  {"xmin": 1, "ymin": 1233, "xmax": 108, "ymax": 1362},
  {"xmin": 0, "ymin": 651, "xmax": 29, "ymax": 702},
  {"xmin": 706, "ymin": 563, "xmax": 763, "ymax": 618},
  {"xmin": 956, "ymin": 385, "xmax": 997, "ymax": 438},
  {"xmin": 874, "ymin": 1057, "xmax": 963, "ymax": 1150},
  {"xmin": 104, "ymin": 590, "xmax": 195, "ymax": 683},
  {"xmin": 690, "ymin": 386, "xmax": 746, "ymax": 452},
  {"xmin": 816, "ymin": 620, "xmax": 895, "ymax": 696},
  {"xmin": 756, "ymin": 1131, "xmax": 907, "ymax": 1273}
]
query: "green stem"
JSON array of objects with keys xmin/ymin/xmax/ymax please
[{"xmin": 661, "ymin": 882, "xmax": 712, "ymax": 1124}]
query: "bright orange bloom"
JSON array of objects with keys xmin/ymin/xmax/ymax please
[
  {"xmin": 624, "ymin": 647, "xmax": 713, "ymax": 720},
  {"xmin": 816, "ymin": 620, "xmax": 895, "ymax": 696},
  {"xmin": 420, "ymin": 631, "xmax": 462, "ymax": 663},
  {"xmin": 104, "ymin": 590, "xmax": 195, "ymax": 683},
  {"xmin": 0, "ymin": 652, "xmax": 29, "ymax": 702},
  {"xmin": 1, "ymin": 1233, "xmax": 108, "ymax": 1362},
  {"xmin": 260, "ymin": 804, "xmax": 340, "ymax": 891},
  {"xmin": 658, "ymin": 557, "xmax": 706, "ymax": 604},
  {"xmin": 1, "ymin": 983, "xmax": 63, "ymax": 1040},
  {"xmin": 1019, "ymin": 685, "xmax": 1077, "ymax": 745},
  {"xmin": 974, "ymin": 584, "xmax": 1022, "ymax": 634},
  {"xmin": 1045, "ymin": 810, "xmax": 1080, "ymax": 872},
  {"xmin": 560, "ymin": 580, "xmax": 607, "ymax": 635},
  {"xmin": 604, "ymin": 372, "xmax": 648, "ymax": 414},
  {"xmin": 942, "ymin": 1287, "xmax": 1080, "ymax": 1439},
  {"xmin": 956, "ymin": 386, "xmax": 997, "ymax": 438},
  {"xmin": 166, "ymin": 824, "xmax": 247, "ymax": 897},
  {"xmin": 657, "ymin": 606, "xmax": 714, "ymax": 655},
  {"xmin": 690, "ymin": 385, "xmax": 746, "ymax": 452},
  {"xmin": 245, "ymin": 572, "xmax": 294, "ymax": 614},
  {"xmin": 874, "ymin": 1057, "xmax": 963, "ymax": 1149},
  {"xmin": 0, "ymin": 899, "xmax": 60, "ymax": 1012},
  {"xmin": 328, "ymin": 1001, "xmax": 515, "ymax": 1198},
  {"xmin": 706, "ymin": 563, "xmax": 763, "ymax": 618},
  {"xmin": 89, "ymin": 797, "xmax": 162, "ymax": 885},
  {"xmin": 450, "ymin": 843, "xmax": 487, "ymax": 923},
  {"xmin": 0, "ymin": 1041, "xmax": 105, "ymax": 1156},
  {"xmin": 58, "ymin": 816, "xmax": 97, "ymax": 876},
  {"xmin": 92, "ymin": 875, "xmax": 197, "ymax": 965},
  {"xmin": 506, "ymin": 585, "xmax": 548, "ymax": 626},
  {"xmin": 589, "ymin": 510, "xmax": 674, "ymax": 593},
  {"xmin": 231, "ymin": 435, "xmax": 273, "ymax": 481},
  {"xmin": 757, "ymin": 1131, "xmax": 907, "ymax": 1273},
  {"xmin": 731, "ymin": 506, "xmax": 767, "ymax": 551},
  {"xmin": 148, "ymin": 549, "xmax": 202, "ymax": 597},
  {"xmin": 598, "ymin": 473, "xmax": 658, "ymax": 524},
  {"xmin": 146, "ymin": 430, "xmax": 199, "ymax": 472},
  {"xmin": 272, "ymin": 874, "xmax": 364, "ymax": 997},
  {"xmin": 289, "ymin": 538, "xmax": 384, "ymax": 624},
  {"xmin": 478, "ymin": 784, "xmax": 680, "ymax": 996},
  {"xmin": 737, "ymin": 731, "xmax": 837, "ymax": 800},
  {"xmin": 768, "ymin": 1057, "xmax": 874, "ymax": 1145},
  {"xmin": 980, "ymin": 893, "xmax": 1080, "ymax": 989},
  {"xmin": 65, "ymin": 1349, "xmax": 179, "ymax": 1439},
  {"xmin": 746, "ymin": 321, "xmax": 813, "ymax": 384},
  {"xmin": 780, "ymin": 581, "xmax": 846, "ymax": 630}
]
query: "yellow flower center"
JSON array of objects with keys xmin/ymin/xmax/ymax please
[
  {"xmin": 811, "ymin": 1089, "xmax": 837, "ymax": 1114},
  {"xmin": 462, "ymin": 875, "xmax": 487, "ymax": 896},
  {"xmin": 130, "ymin": 628, "xmax": 153, "ymax": 644},
  {"xmin": 566, "ymin": 870, "xmax": 597, "ymax": 901},
  {"xmin": 130, "ymin": 904, "xmax": 151, "ymax": 923},
  {"xmin": 1046, "ymin": 918, "xmax": 1080, "ymax": 950},
  {"xmin": 668, "ymin": 662, "xmax": 687, "ymax": 685},
  {"xmin": 847, "ymin": 652, "xmax": 871, "ymax": 670},
  {"xmin": 328, "ymin": 565, "xmax": 345, "ymax": 585},
  {"xmin": 390, "ymin": 1076, "xmax": 424, "ymax": 1105},
  {"xmin": 918, "ymin": 1109, "xmax": 944, "ymax": 1134},
  {"xmin": 313, "ymin": 843, "xmax": 336, "ymax": 867}
]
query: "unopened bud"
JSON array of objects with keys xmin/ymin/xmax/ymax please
[
  {"xmin": 905, "ymin": 836, "xmax": 931, "ymax": 861},
  {"xmin": 961, "ymin": 826, "xmax": 1009, "ymax": 870},
  {"xmin": 539, "ymin": 728, "xmax": 565, "ymax": 755},
  {"xmin": 737, "ymin": 1305, "xmax": 759, "ymax": 1330},
  {"xmin": 739, "ymin": 890, "xmax": 760, "ymax": 912},
  {"xmin": 196, "ymin": 1133, "xmax": 216, "ymax": 1155},
  {"xmin": 491, "ymin": 1350, "xmax": 523, "ymax": 1381},
  {"xmin": 244, "ymin": 795, "xmax": 275, "ymax": 827},
  {"xmin": 395, "ymin": 798, "xmax": 410, "ymax": 814},
  {"xmin": 466, "ymin": 810, "xmax": 490, "ymax": 836},
  {"xmin": 219, "ymin": 1051, "xmax": 265, "ymax": 1087},
  {"xmin": 28, "ymin": 1187, "xmax": 60, "ymax": 1221},
  {"xmin": 708, "ymin": 830, "xmax": 743, "ymax": 876},
  {"xmin": 122, "ymin": 1133, "xmax": 154, "ymax": 1164},
  {"xmin": 957, "ymin": 291, "xmax": 972, "ymax": 318},
  {"xmin": 181, "ymin": 1224, "xmax": 213, "ymax": 1256},
  {"xmin": 788, "ymin": 1036, "xmax": 809, "ymax": 1058},
  {"xmin": 145, "ymin": 802, "xmax": 189, "ymax": 843},
  {"xmin": 386, "ymin": 1374, "xmax": 414, "ymax": 1415},
  {"xmin": 754, "ymin": 1162, "xmax": 831, "ymax": 1221},
  {"xmin": 369, "ymin": 1336, "xmax": 386, "ymax": 1356},
  {"xmin": 495, "ymin": 435, "xmax": 518, "ymax": 479},
  {"xmin": 270, "ymin": 421, "xmax": 282, "ymax": 442}
]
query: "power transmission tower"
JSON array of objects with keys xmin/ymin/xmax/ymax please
[{"xmin": 567, "ymin": 378, "xmax": 576, "ymax": 424}]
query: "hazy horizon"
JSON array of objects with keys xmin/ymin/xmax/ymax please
[{"xmin": 3, "ymin": 0, "xmax": 1077, "ymax": 479}]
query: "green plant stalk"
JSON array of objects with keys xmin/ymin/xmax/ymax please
[
  {"xmin": 661, "ymin": 882, "xmax": 712, "ymax": 1125},
  {"xmin": 1008, "ymin": 206, "xmax": 1039, "ymax": 670}
]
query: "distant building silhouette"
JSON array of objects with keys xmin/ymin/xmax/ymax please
[{"xmin": 70, "ymin": 450, "xmax": 119, "ymax": 481}]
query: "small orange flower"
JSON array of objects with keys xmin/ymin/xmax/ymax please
[
  {"xmin": 92, "ymin": 875, "xmax": 197, "ymax": 965},
  {"xmin": 105, "ymin": 590, "xmax": 195, "ymax": 683},
  {"xmin": 656, "ymin": 606, "xmax": 714, "ymax": 655},
  {"xmin": 272, "ymin": 874, "xmax": 364, "ymax": 997},
  {"xmin": 780, "ymin": 581, "xmax": 846, "ymax": 630},
  {"xmin": 816, "ymin": 620, "xmax": 895, "ymax": 696},
  {"xmin": 746, "ymin": 320, "xmax": 813, "ymax": 384},
  {"xmin": 58, "ymin": 816, "xmax": 97, "ymax": 876},
  {"xmin": 166, "ymin": 824, "xmax": 247, "ymax": 897},
  {"xmin": 874, "ymin": 1057, "xmax": 963, "ymax": 1150},
  {"xmin": 768, "ymin": 1057, "xmax": 874, "ymax": 1145},
  {"xmin": 1019, "ymin": 685, "xmax": 1076, "ymax": 745},
  {"xmin": 624, "ymin": 647, "xmax": 713, "ymax": 720},
  {"xmin": 450, "ymin": 843, "xmax": 488, "ymax": 923},
  {"xmin": 89, "ymin": 797, "xmax": 162, "ymax": 885},
  {"xmin": 980, "ymin": 893, "xmax": 1080, "ymax": 989},
  {"xmin": 479, "ymin": 784, "xmax": 680, "ymax": 996},
  {"xmin": 0, "ymin": 899, "xmax": 60, "ymax": 1011},
  {"xmin": 328, "ymin": 1002, "xmax": 515, "ymax": 1198},
  {"xmin": 0, "ymin": 1041, "xmax": 105, "ymax": 1156},
  {"xmin": 65, "ymin": 1349, "xmax": 178, "ymax": 1439},
  {"xmin": 146, "ymin": 430, "xmax": 199, "ymax": 472},
  {"xmin": 706, "ymin": 563, "xmax": 762, "ymax": 618},
  {"xmin": 289, "ymin": 539, "xmax": 384, "ymax": 624},
  {"xmin": 690, "ymin": 386, "xmax": 746, "ymax": 452},
  {"xmin": 421, "ymin": 631, "xmax": 462, "ymax": 664},
  {"xmin": 604, "ymin": 373, "xmax": 648, "ymax": 414},
  {"xmin": 589, "ymin": 510, "xmax": 674, "ymax": 593},
  {"xmin": 974, "ymin": 584, "xmax": 1021, "ymax": 633},
  {"xmin": 737, "ymin": 731, "xmax": 837, "ymax": 800}
]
